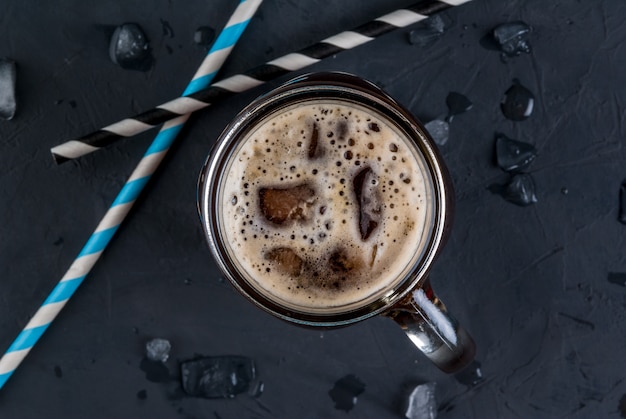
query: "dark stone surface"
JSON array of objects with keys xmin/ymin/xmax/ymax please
[{"xmin": 0, "ymin": 0, "xmax": 625, "ymax": 417}]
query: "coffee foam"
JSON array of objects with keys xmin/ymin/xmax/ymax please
[{"xmin": 221, "ymin": 100, "xmax": 433, "ymax": 310}]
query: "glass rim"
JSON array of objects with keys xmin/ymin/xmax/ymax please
[{"xmin": 198, "ymin": 72, "xmax": 452, "ymax": 327}]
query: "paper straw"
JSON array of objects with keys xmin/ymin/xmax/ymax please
[
  {"xmin": 51, "ymin": 0, "xmax": 472, "ymax": 163},
  {"xmin": 0, "ymin": 0, "xmax": 262, "ymax": 391}
]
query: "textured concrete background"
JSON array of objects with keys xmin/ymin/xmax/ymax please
[{"xmin": 0, "ymin": 0, "xmax": 625, "ymax": 418}]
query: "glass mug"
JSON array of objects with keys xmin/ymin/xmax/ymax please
[{"xmin": 198, "ymin": 72, "xmax": 475, "ymax": 373}]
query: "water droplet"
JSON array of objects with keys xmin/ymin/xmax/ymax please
[{"xmin": 446, "ymin": 92, "xmax": 473, "ymax": 122}]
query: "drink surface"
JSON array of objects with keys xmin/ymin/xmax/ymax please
[{"xmin": 220, "ymin": 99, "xmax": 433, "ymax": 311}]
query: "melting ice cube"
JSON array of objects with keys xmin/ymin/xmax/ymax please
[
  {"xmin": 495, "ymin": 133, "xmax": 537, "ymax": 172},
  {"xmin": 353, "ymin": 167, "xmax": 382, "ymax": 240},
  {"xmin": 0, "ymin": 58, "xmax": 17, "ymax": 120},
  {"xmin": 145, "ymin": 338, "xmax": 171, "ymax": 362},
  {"xmin": 405, "ymin": 382, "xmax": 437, "ymax": 419},
  {"xmin": 424, "ymin": 120, "xmax": 450, "ymax": 146},
  {"xmin": 259, "ymin": 184, "xmax": 316, "ymax": 225},
  {"xmin": 493, "ymin": 21, "xmax": 532, "ymax": 57},
  {"xmin": 109, "ymin": 23, "xmax": 153, "ymax": 71},
  {"xmin": 265, "ymin": 247, "xmax": 303, "ymax": 277},
  {"xmin": 180, "ymin": 356, "xmax": 256, "ymax": 399}
]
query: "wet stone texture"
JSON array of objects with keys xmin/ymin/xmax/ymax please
[
  {"xmin": 1, "ymin": 1, "xmax": 626, "ymax": 418},
  {"xmin": 353, "ymin": 167, "xmax": 382, "ymax": 240}
]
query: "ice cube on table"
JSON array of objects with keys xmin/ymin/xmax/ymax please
[
  {"xmin": 259, "ymin": 184, "xmax": 316, "ymax": 225},
  {"xmin": 500, "ymin": 174, "xmax": 538, "ymax": 206},
  {"xmin": 0, "ymin": 58, "xmax": 17, "ymax": 120},
  {"xmin": 407, "ymin": 15, "xmax": 447, "ymax": 47},
  {"xmin": 493, "ymin": 21, "xmax": 532, "ymax": 56},
  {"xmin": 180, "ymin": 356, "xmax": 256, "ymax": 399},
  {"xmin": 426, "ymin": 15, "xmax": 446, "ymax": 34},
  {"xmin": 424, "ymin": 120, "xmax": 450, "ymax": 146},
  {"xmin": 501, "ymin": 80, "xmax": 535, "ymax": 121},
  {"xmin": 445, "ymin": 92, "xmax": 473, "ymax": 122},
  {"xmin": 405, "ymin": 382, "xmax": 437, "ymax": 419},
  {"xmin": 495, "ymin": 133, "xmax": 537, "ymax": 172},
  {"xmin": 408, "ymin": 28, "xmax": 442, "ymax": 47},
  {"xmin": 145, "ymin": 338, "xmax": 171, "ymax": 362},
  {"xmin": 109, "ymin": 23, "xmax": 152, "ymax": 71},
  {"xmin": 505, "ymin": 173, "xmax": 537, "ymax": 206},
  {"xmin": 265, "ymin": 247, "xmax": 303, "ymax": 277}
]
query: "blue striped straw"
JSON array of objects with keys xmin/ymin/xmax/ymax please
[{"xmin": 0, "ymin": 0, "xmax": 263, "ymax": 390}]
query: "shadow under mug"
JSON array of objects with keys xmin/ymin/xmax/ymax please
[{"xmin": 198, "ymin": 72, "xmax": 475, "ymax": 373}]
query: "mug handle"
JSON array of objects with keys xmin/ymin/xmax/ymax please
[{"xmin": 384, "ymin": 278, "xmax": 476, "ymax": 373}]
